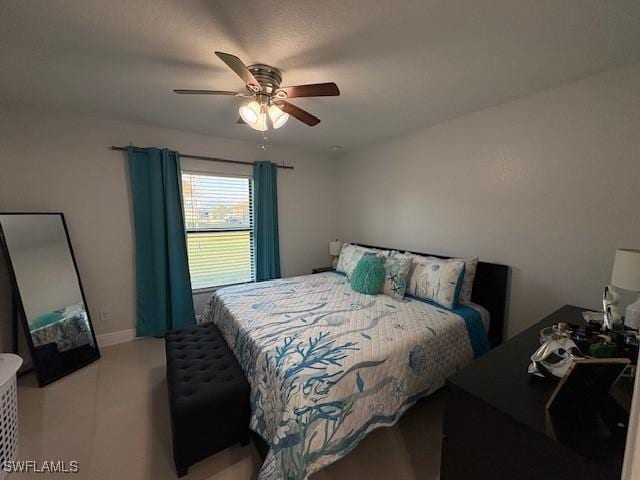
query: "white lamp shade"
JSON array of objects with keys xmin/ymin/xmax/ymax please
[
  {"xmin": 611, "ymin": 248, "xmax": 640, "ymax": 292},
  {"xmin": 268, "ymin": 104, "xmax": 289, "ymax": 129},
  {"xmin": 239, "ymin": 101, "xmax": 259, "ymax": 125},
  {"xmin": 239, "ymin": 102, "xmax": 268, "ymax": 131},
  {"xmin": 252, "ymin": 113, "xmax": 268, "ymax": 132},
  {"xmin": 329, "ymin": 241, "xmax": 343, "ymax": 257}
]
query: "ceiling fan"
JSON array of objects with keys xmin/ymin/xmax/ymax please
[{"xmin": 174, "ymin": 51, "xmax": 340, "ymax": 131}]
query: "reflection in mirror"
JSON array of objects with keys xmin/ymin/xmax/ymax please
[{"xmin": 0, "ymin": 213, "xmax": 99, "ymax": 386}]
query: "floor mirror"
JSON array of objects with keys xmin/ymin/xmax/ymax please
[{"xmin": 0, "ymin": 213, "xmax": 100, "ymax": 386}]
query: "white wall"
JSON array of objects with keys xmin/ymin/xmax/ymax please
[
  {"xmin": 0, "ymin": 107, "xmax": 338, "ymax": 337},
  {"xmin": 337, "ymin": 63, "xmax": 640, "ymax": 337}
]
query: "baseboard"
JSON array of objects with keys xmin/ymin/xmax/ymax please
[{"xmin": 96, "ymin": 328, "xmax": 136, "ymax": 348}]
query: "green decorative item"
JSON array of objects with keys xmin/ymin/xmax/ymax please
[
  {"xmin": 350, "ymin": 255, "xmax": 385, "ymax": 295},
  {"xmin": 589, "ymin": 342, "xmax": 617, "ymax": 358}
]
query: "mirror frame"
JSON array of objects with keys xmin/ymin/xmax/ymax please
[{"xmin": 0, "ymin": 212, "xmax": 100, "ymax": 386}]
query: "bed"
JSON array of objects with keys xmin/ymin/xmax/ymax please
[
  {"xmin": 30, "ymin": 303, "xmax": 95, "ymax": 352},
  {"xmin": 202, "ymin": 247, "xmax": 508, "ymax": 480}
]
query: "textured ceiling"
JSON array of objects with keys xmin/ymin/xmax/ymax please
[{"xmin": 1, "ymin": 0, "xmax": 639, "ymax": 151}]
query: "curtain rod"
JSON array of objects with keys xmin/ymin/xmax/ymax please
[{"xmin": 110, "ymin": 146, "xmax": 294, "ymax": 170}]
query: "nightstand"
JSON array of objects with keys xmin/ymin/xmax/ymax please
[
  {"xmin": 441, "ymin": 305, "xmax": 630, "ymax": 480},
  {"xmin": 311, "ymin": 267, "xmax": 335, "ymax": 274}
]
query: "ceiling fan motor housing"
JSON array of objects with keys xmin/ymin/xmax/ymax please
[{"xmin": 247, "ymin": 64, "xmax": 283, "ymax": 95}]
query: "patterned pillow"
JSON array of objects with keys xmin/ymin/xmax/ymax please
[
  {"xmin": 336, "ymin": 244, "xmax": 389, "ymax": 278},
  {"xmin": 458, "ymin": 257, "xmax": 478, "ymax": 303},
  {"xmin": 404, "ymin": 253, "xmax": 478, "ymax": 304},
  {"xmin": 381, "ymin": 254, "xmax": 413, "ymax": 298},
  {"xmin": 406, "ymin": 257, "xmax": 465, "ymax": 309}
]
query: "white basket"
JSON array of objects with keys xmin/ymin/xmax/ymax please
[{"xmin": 0, "ymin": 354, "xmax": 22, "ymax": 480}]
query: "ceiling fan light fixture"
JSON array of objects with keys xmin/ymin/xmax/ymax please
[{"xmin": 268, "ymin": 104, "xmax": 289, "ymax": 129}]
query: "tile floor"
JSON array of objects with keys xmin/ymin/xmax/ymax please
[{"xmin": 14, "ymin": 338, "xmax": 443, "ymax": 479}]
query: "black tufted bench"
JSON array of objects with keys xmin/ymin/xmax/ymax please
[{"xmin": 165, "ymin": 322, "xmax": 251, "ymax": 477}]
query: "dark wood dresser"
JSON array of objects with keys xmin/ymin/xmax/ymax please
[{"xmin": 441, "ymin": 305, "xmax": 631, "ymax": 480}]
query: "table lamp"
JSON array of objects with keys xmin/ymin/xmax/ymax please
[
  {"xmin": 329, "ymin": 240, "xmax": 342, "ymax": 268},
  {"xmin": 611, "ymin": 248, "xmax": 640, "ymax": 330}
]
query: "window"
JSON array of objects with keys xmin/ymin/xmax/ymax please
[{"xmin": 181, "ymin": 172, "xmax": 254, "ymax": 290}]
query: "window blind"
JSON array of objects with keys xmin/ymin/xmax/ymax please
[{"xmin": 181, "ymin": 172, "xmax": 255, "ymax": 290}]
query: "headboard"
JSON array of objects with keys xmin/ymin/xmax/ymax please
[{"xmin": 354, "ymin": 243, "xmax": 510, "ymax": 347}]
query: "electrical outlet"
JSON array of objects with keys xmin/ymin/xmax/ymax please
[{"xmin": 99, "ymin": 309, "xmax": 110, "ymax": 322}]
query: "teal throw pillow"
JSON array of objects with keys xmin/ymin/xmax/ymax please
[{"xmin": 350, "ymin": 254, "xmax": 385, "ymax": 295}]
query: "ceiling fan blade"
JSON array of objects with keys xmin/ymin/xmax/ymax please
[
  {"xmin": 214, "ymin": 51, "xmax": 261, "ymax": 91},
  {"xmin": 236, "ymin": 117, "xmax": 246, "ymax": 124},
  {"xmin": 173, "ymin": 89, "xmax": 246, "ymax": 96},
  {"xmin": 275, "ymin": 101, "xmax": 320, "ymax": 126},
  {"xmin": 275, "ymin": 82, "xmax": 340, "ymax": 98}
]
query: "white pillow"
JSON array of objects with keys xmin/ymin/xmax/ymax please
[
  {"xmin": 406, "ymin": 256, "xmax": 465, "ymax": 309},
  {"xmin": 336, "ymin": 244, "xmax": 389, "ymax": 278},
  {"xmin": 404, "ymin": 252, "xmax": 478, "ymax": 303},
  {"xmin": 458, "ymin": 257, "xmax": 478, "ymax": 303}
]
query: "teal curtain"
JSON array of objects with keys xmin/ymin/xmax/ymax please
[
  {"xmin": 253, "ymin": 161, "xmax": 281, "ymax": 281},
  {"xmin": 127, "ymin": 146, "xmax": 195, "ymax": 336}
]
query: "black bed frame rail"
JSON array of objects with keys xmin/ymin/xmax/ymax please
[{"xmin": 355, "ymin": 243, "xmax": 510, "ymax": 347}]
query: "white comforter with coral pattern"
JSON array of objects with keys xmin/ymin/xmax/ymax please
[{"xmin": 202, "ymin": 272, "xmax": 489, "ymax": 480}]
